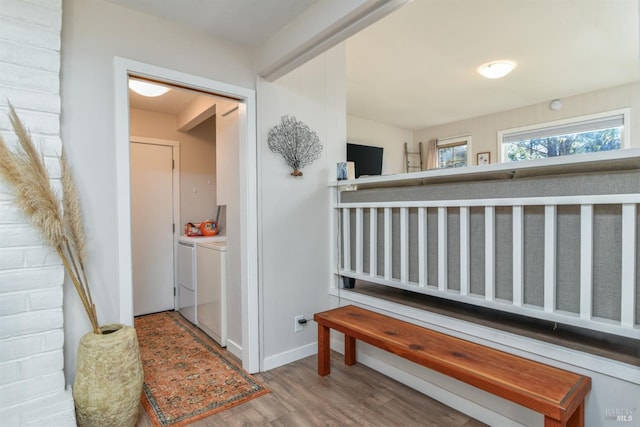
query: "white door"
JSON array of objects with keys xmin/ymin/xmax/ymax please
[{"xmin": 131, "ymin": 142, "xmax": 175, "ymax": 316}]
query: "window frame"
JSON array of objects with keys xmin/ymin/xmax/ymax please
[
  {"xmin": 497, "ymin": 108, "xmax": 631, "ymax": 163},
  {"xmin": 436, "ymin": 135, "xmax": 472, "ymax": 169}
]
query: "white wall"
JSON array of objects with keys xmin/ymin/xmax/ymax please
[
  {"xmin": 0, "ymin": 0, "xmax": 76, "ymax": 424},
  {"xmin": 414, "ymin": 82, "xmax": 640, "ymax": 165},
  {"xmin": 60, "ymin": 0, "xmax": 255, "ymax": 383},
  {"xmin": 179, "ymin": 117, "xmax": 217, "ymax": 223},
  {"xmin": 130, "ymin": 109, "xmax": 178, "ymax": 138},
  {"xmin": 347, "ymin": 115, "xmax": 415, "ymax": 175},
  {"xmin": 130, "ymin": 109, "xmax": 218, "ymax": 225},
  {"xmin": 257, "ymin": 44, "xmax": 346, "ymax": 369}
]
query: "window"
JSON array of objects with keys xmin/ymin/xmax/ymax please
[
  {"xmin": 437, "ymin": 135, "xmax": 470, "ymax": 168},
  {"xmin": 499, "ymin": 109, "xmax": 629, "ymax": 163}
]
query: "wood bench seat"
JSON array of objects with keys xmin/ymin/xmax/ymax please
[{"xmin": 314, "ymin": 305, "xmax": 591, "ymax": 427}]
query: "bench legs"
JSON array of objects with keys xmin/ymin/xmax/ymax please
[
  {"xmin": 567, "ymin": 402, "xmax": 585, "ymax": 427},
  {"xmin": 543, "ymin": 402, "xmax": 585, "ymax": 427},
  {"xmin": 317, "ymin": 325, "xmax": 357, "ymax": 376},
  {"xmin": 345, "ymin": 335, "xmax": 356, "ymax": 366},
  {"xmin": 318, "ymin": 324, "xmax": 331, "ymax": 376}
]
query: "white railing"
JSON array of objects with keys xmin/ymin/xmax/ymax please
[{"xmin": 331, "ymin": 188, "xmax": 639, "ymax": 340}]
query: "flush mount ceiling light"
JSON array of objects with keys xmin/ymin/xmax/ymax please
[
  {"xmin": 549, "ymin": 99, "xmax": 563, "ymax": 110},
  {"xmin": 477, "ymin": 60, "xmax": 516, "ymax": 79},
  {"xmin": 128, "ymin": 79, "xmax": 170, "ymax": 97}
]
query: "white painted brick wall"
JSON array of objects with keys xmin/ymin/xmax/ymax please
[
  {"xmin": 0, "ymin": 330, "xmax": 64, "ymax": 362},
  {"xmin": 0, "ymin": 0, "xmax": 75, "ymax": 424}
]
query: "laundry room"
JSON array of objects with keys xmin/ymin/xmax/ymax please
[{"xmin": 128, "ymin": 78, "xmax": 243, "ymax": 357}]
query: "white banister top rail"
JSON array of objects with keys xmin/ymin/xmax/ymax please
[
  {"xmin": 337, "ymin": 194, "xmax": 640, "ymax": 208},
  {"xmin": 329, "ymin": 148, "xmax": 640, "ymax": 189}
]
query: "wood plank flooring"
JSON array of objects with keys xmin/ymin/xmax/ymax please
[{"xmin": 136, "ymin": 349, "xmax": 486, "ymax": 427}]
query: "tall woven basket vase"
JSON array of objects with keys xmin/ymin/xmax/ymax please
[{"xmin": 73, "ymin": 324, "xmax": 144, "ymax": 427}]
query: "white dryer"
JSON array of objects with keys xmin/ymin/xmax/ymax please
[{"xmin": 196, "ymin": 240, "xmax": 227, "ymax": 346}]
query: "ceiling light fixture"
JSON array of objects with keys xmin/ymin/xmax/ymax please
[
  {"xmin": 477, "ymin": 60, "xmax": 516, "ymax": 79},
  {"xmin": 549, "ymin": 99, "xmax": 562, "ymax": 110},
  {"xmin": 128, "ymin": 79, "xmax": 170, "ymax": 97}
]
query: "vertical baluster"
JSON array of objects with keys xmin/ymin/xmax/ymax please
[
  {"xmin": 438, "ymin": 207, "xmax": 447, "ymax": 291},
  {"xmin": 460, "ymin": 206, "xmax": 470, "ymax": 296},
  {"xmin": 544, "ymin": 205, "xmax": 557, "ymax": 313},
  {"xmin": 355, "ymin": 208, "xmax": 363, "ymax": 275},
  {"xmin": 621, "ymin": 203, "xmax": 637, "ymax": 328},
  {"xmin": 512, "ymin": 206, "xmax": 524, "ymax": 307},
  {"xmin": 485, "ymin": 206, "xmax": 495, "ymax": 301},
  {"xmin": 384, "ymin": 207, "xmax": 392, "ymax": 280},
  {"xmin": 418, "ymin": 207, "xmax": 427, "ymax": 287},
  {"xmin": 400, "ymin": 208, "xmax": 409, "ymax": 283},
  {"xmin": 580, "ymin": 204, "xmax": 593, "ymax": 321},
  {"xmin": 330, "ymin": 186, "xmax": 339, "ymax": 287},
  {"xmin": 369, "ymin": 208, "xmax": 377, "ymax": 278},
  {"xmin": 342, "ymin": 208, "xmax": 350, "ymax": 272}
]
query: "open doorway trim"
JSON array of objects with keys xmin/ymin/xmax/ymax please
[{"xmin": 114, "ymin": 57, "xmax": 260, "ymax": 373}]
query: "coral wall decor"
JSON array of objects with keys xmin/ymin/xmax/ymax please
[{"xmin": 267, "ymin": 115, "xmax": 322, "ymax": 176}]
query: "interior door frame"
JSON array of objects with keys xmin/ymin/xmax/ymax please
[
  {"xmin": 114, "ymin": 57, "xmax": 260, "ymax": 373},
  {"xmin": 130, "ymin": 137, "xmax": 181, "ymax": 312}
]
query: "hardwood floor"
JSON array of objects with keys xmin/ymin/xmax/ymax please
[{"xmin": 136, "ymin": 350, "xmax": 486, "ymax": 427}]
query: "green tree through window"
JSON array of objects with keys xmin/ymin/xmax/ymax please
[{"xmin": 505, "ymin": 128, "xmax": 622, "ymax": 161}]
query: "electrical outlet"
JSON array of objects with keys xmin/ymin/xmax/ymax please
[{"xmin": 294, "ymin": 315, "xmax": 305, "ymax": 332}]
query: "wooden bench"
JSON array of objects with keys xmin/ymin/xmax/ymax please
[{"xmin": 314, "ymin": 305, "xmax": 591, "ymax": 427}]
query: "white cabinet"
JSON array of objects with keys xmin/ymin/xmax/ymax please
[{"xmin": 196, "ymin": 242, "xmax": 227, "ymax": 346}]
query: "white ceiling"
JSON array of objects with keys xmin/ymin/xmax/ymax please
[
  {"xmin": 104, "ymin": 0, "xmax": 317, "ymax": 46},
  {"xmin": 128, "ymin": 81, "xmax": 238, "ymax": 125},
  {"xmin": 129, "ymin": 85, "xmax": 199, "ymax": 116},
  {"xmin": 347, "ymin": 0, "xmax": 640, "ymax": 130},
  {"xmin": 118, "ymin": 0, "xmax": 317, "ymax": 114},
  {"xmin": 115, "ymin": 0, "xmax": 639, "ymax": 130}
]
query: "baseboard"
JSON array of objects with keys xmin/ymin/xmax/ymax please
[
  {"xmin": 262, "ymin": 342, "xmax": 317, "ymax": 371},
  {"xmin": 225, "ymin": 338, "xmax": 242, "ymax": 361}
]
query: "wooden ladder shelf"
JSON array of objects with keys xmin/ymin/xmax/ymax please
[{"xmin": 404, "ymin": 142, "xmax": 424, "ymax": 173}]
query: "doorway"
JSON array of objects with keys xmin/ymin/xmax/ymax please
[{"xmin": 114, "ymin": 58, "xmax": 260, "ymax": 373}]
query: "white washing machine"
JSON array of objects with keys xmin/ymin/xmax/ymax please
[
  {"xmin": 196, "ymin": 240, "xmax": 227, "ymax": 346},
  {"xmin": 177, "ymin": 235, "xmax": 226, "ymax": 325}
]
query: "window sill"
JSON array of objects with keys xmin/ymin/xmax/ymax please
[{"xmin": 329, "ymin": 148, "xmax": 640, "ymax": 190}]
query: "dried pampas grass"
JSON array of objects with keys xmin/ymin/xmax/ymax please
[{"xmin": 0, "ymin": 104, "xmax": 100, "ymax": 334}]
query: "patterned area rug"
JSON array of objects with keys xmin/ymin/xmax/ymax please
[{"xmin": 135, "ymin": 311, "xmax": 269, "ymax": 426}]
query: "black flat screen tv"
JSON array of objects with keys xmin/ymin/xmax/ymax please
[{"xmin": 347, "ymin": 143, "xmax": 383, "ymax": 178}]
